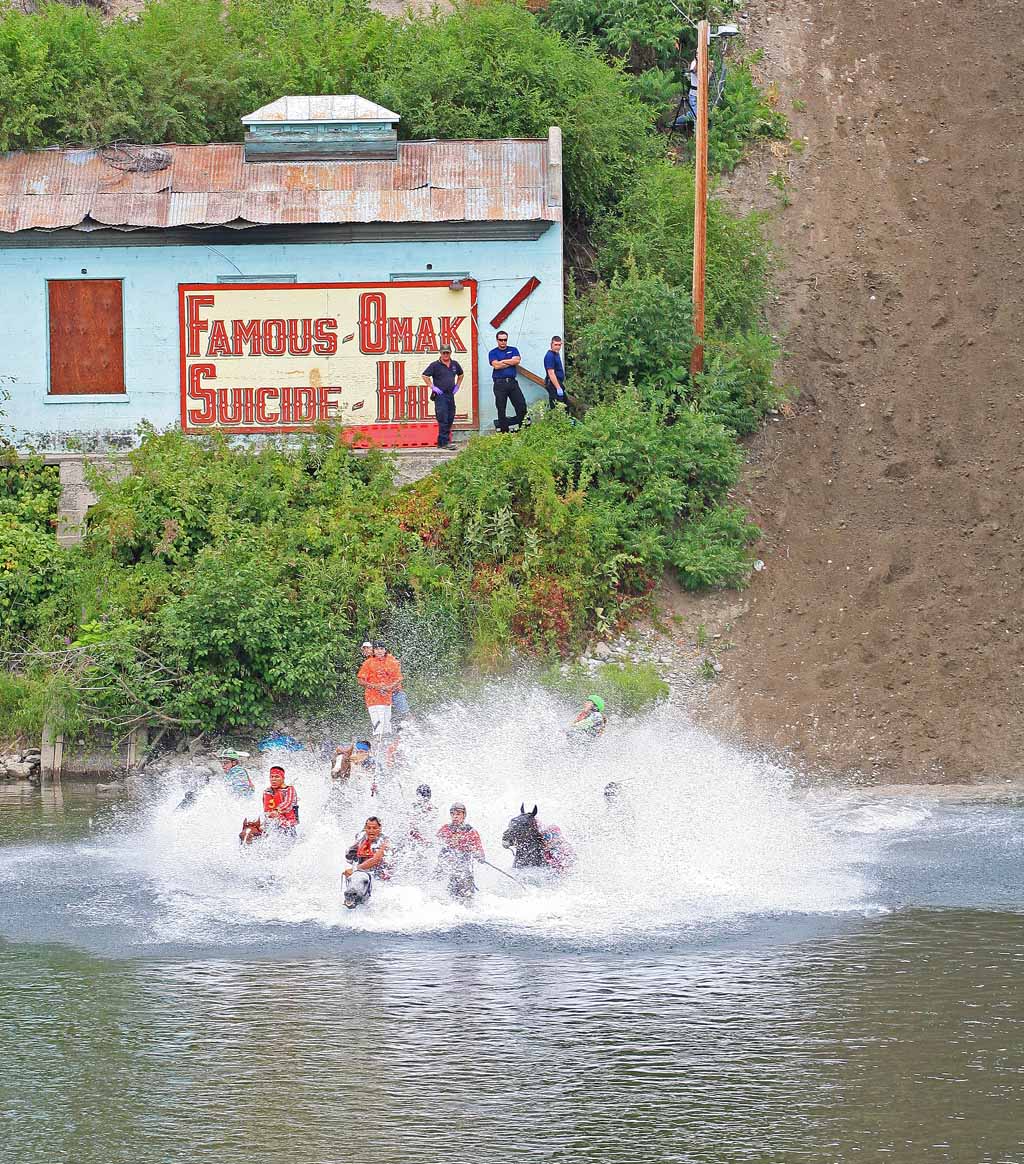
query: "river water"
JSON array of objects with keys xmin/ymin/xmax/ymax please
[{"xmin": 2, "ymin": 694, "xmax": 1023, "ymax": 1163}]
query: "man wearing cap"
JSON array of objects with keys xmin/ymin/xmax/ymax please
[
  {"xmin": 262, "ymin": 764, "xmax": 299, "ymax": 833},
  {"xmin": 217, "ymin": 750, "xmax": 254, "ymax": 797},
  {"xmin": 488, "ymin": 330, "xmax": 526, "ymax": 434},
  {"xmin": 357, "ymin": 643, "xmax": 403, "ymax": 737},
  {"xmin": 435, "ymin": 801, "xmax": 485, "ymax": 898},
  {"xmin": 360, "ymin": 640, "xmax": 373, "ymax": 662},
  {"xmin": 422, "ymin": 345, "xmax": 464, "ymax": 449}
]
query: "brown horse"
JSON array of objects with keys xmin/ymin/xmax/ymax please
[{"xmin": 239, "ymin": 817, "xmax": 265, "ymax": 846}]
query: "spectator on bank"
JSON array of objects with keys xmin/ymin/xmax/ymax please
[
  {"xmin": 422, "ymin": 344, "xmax": 464, "ymax": 449},
  {"xmin": 360, "ymin": 640, "xmax": 372, "ymax": 661},
  {"xmin": 543, "ymin": 336, "xmax": 567, "ymax": 408},
  {"xmin": 357, "ymin": 643, "xmax": 403, "ymax": 737},
  {"xmin": 488, "ymin": 330, "xmax": 527, "ymax": 434}
]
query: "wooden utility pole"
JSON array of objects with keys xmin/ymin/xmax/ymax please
[{"xmin": 690, "ymin": 18, "xmax": 710, "ymax": 376}]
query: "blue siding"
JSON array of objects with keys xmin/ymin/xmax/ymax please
[{"xmin": 2, "ymin": 229, "xmax": 564, "ymax": 451}]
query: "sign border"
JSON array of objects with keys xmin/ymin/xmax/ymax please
[{"xmin": 178, "ymin": 279, "xmax": 479, "ymax": 437}]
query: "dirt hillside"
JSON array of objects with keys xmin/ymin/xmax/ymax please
[{"xmin": 686, "ymin": 0, "xmax": 1024, "ymax": 781}]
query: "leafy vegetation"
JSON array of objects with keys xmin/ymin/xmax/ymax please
[{"xmin": 541, "ymin": 659, "xmax": 670, "ymax": 716}]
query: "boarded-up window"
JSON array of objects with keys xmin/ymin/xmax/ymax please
[{"xmin": 48, "ymin": 279, "xmax": 126, "ymax": 395}]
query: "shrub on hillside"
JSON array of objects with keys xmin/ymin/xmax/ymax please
[{"xmin": 592, "ymin": 160, "xmax": 772, "ymax": 335}]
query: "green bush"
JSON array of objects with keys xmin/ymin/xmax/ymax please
[
  {"xmin": 0, "ymin": 457, "xmax": 65, "ymax": 642},
  {"xmin": 708, "ymin": 56, "xmax": 788, "ymax": 172},
  {"xmin": 568, "ymin": 263, "xmax": 692, "ymax": 405},
  {"xmin": 693, "ymin": 330, "xmax": 784, "ymax": 435},
  {"xmin": 593, "ymin": 160, "xmax": 773, "ymax": 336},
  {"xmin": 670, "ymin": 504, "xmax": 760, "ymax": 589},
  {"xmin": 540, "ymin": 0, "xmax": 688, "ymax": 73},
  {"xmin": 541, "ymin": 658, "xmax": 669, "ymax": 715}
]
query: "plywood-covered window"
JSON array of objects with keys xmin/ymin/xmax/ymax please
[{"xmin": 47, "ymin": 279, "xmax": 126, "ymax": 395}]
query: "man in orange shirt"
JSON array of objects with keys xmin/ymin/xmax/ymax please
[{"xmin": 357, "ymin": 642, "xmax": 402, "ymax": 737}]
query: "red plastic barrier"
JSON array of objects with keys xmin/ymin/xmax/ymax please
[{"xmin": 343, "ymin": 422, "xmax": 440, "ymax": 448}]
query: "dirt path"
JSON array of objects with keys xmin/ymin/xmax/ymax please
[{"xmin": 678, "ymin": 0, "xmax": 1024, "ymax": 781}]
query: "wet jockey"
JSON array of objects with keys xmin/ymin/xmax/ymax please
[
  {"xmin": 568, "ymin": 695, "xmax": 607, "ymax": 739},
  {"xmin": 217, "ymin": 749, "xmax": 255, "ymax": 797},
  {"xmin": 539, "ymin": 821, "xmax": 576, "ymax": 873},
  {"xmin": 344, "ymin": 816, "xmax": 392, "ymax": 881},
  {"xmin": 262, "ymin": 765, "xmax": 299, "ymax": 834},
  {"xmin": 409, "ymin": 783, "xmax": 438, "ymax": 845},
  {"xmin": 436, "ymin": 802, "xmax": 485, "ymax": 898},
  {"xmin": 343, "ymin": 817, "xmax": 391, "ymax": 908}
]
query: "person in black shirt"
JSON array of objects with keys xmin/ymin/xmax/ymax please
[{"xmin": 422, "ymin": 344, "xmax": 464, "ymax": 448}]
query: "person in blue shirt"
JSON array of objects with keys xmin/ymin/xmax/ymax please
[
  {"xmin": 543, "ymin": 336, "xmax": 567, "ymax": 409},
  {"xmin": 422, "ymin": 344, "xmax": 464, "ymax": 448},
  {"xmin": 487, "ymin": 330, "xmax": 527, "ymax": 434}
]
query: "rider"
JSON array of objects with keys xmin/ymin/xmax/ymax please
[
  {"xmin": 343, "ymin": 816, "xmax": 392, "ymax": 881},
  {"xmin": 436, "ymin": 802, "xmax": 485, "ymax": 898},
  {"xmin": 568, "ymin": 695, "xmax": 607, "ymax": 739},
  {"xmin": 538, "ymin": 821, "xmax": 577, "ymax": 873},
  {"xmin": 262, "ymin": 765, "xmax": 299, "ymax": 833},
  {"xmin": 409, "ymin": 783, "xmax": 438, "ymax": 845},
  {"xmin": 217, "ymin": 749, "xmax": 255, "ymax": 797}
]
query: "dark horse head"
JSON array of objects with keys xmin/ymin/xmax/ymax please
[{"xmin": 502, "ymin": 804, "xmax": 545, "ymax": 868}]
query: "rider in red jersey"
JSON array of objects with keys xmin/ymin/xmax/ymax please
[{"xmin": 262, "ymin": 765, "xmax": 298, "ymax": 833}]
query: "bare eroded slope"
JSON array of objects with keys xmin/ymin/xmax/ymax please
[{"xmin": 700, "ymin": 0, "xmax": 1024, "ymax": 780}]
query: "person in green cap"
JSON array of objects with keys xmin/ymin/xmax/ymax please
[
  {"xmin": 568, "ymin": 695, "xmax": 607, "ymax": 739},
  {"xmin": 217, "ymin": 750, "xmax": 255, "ymax": 797}
]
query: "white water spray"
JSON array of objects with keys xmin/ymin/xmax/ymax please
[{"xmin": 88, "ymin": 686, "xmax": 872, "ymax": 946}]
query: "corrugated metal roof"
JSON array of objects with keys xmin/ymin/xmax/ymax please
[{"xmin": 0, "ymin": 137, "xmax": 560, "ymax": 233}]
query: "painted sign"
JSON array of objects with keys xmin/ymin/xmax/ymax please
[{"xmin": 179, "ymin": 280, "xmax": 478, "ymax": 438}]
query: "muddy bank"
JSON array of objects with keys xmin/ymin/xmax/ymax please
[{"xmin": 685, "ymin": 0, "xmax": 1024, "ymax": 782}]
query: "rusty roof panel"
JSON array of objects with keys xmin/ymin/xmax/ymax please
[
  {"xmin": 393, "ymin": 145, "xmax": 429, "ymax": 191},
  {"xmin": 429, "ymin": 187, "xmax": 466, "ymax": 220},
  {"xmin": 0, "ymin": 137, "xmax": 561, "ymax": 232}
]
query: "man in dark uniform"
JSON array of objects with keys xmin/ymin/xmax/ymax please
[
  {"xmin": 488, "ymin": 330, "xmax": 526, "ymax": 433},
  {"xmin": 422, "ymin": 343, "xmax": 464, "ymax": 448}
]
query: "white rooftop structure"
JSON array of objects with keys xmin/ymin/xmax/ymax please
[{"xmin": 242, "ymin": 95, "xmax": 401, "ymax": 125}]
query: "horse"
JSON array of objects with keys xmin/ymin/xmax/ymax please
[
  {"xmin": 343, "ymin": 870, "xmax": 373, "ymax": 909},
  {"xmin": 502, "ymin": 804, "xmax": 546, "ymax": 868},
  {"xmin": 239, "ymin": 817, "xmax": 264, "ymax": 846}
]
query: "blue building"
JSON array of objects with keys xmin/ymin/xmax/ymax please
[{"xmin": 0, "ymin": 95, "xmax": 564, "ymax": 451}]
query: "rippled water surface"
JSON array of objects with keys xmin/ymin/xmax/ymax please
[{"xmin": 2, "ymin": 698, "xmax": 1023, "ymax": 1163}]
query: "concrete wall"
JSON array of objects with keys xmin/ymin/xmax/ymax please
[{"xmin": 3, "ymin": 228, "xmax": 563, "ymax": 451}]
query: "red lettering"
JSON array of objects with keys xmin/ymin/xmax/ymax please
[
  {"xmin": 387, "ymin": 316, "xmax": 413, "ymax": 353},
  {"xmin": 231, "ymin": 319, "xmax": 261, "ymax": 356},
  {"xmin": 263, "ymin": 319, "xmax": 286, "ymax": 356},
  {"xmin": 376, "ymin": 361, "xmax": 406, "ymax": 422},
  {"xmin": 206, "ymin": 319, "xmax": 231, "ymax": 358},
  {"xmin": 186, "ymin": 294, "xmax": 214, "ymax": 357},
  {"xmin": 187, "ymin": 363, "xmax": 217, "ymax": 424},
  {"xmin": 439, "ymin": 316, "xmax": 467, "ymax": 352},
  {"xmin": 414, "ymin": 317, "xmax": 437, "ymax": 353},
  {"xmin": 216, "ymin": 388, "xmax": 244, "ymax": 425},
  {"xmin": 293, "ymin": 387, "xmax": 315, "ymax": 423},
  {"xmin": 359, "ymin": 292, "xmax": 387, "ymax": 353},
  {"xmin": 241, "ymin": 389, "xmax": 254, "ymax": 426},
  {"xmin": 313, "ymin": 318, "xmax": 337, "ymax": 355},
  {"xmin": 280, "ymin": 386, "xmax": 292, "ymax": 424},
  {"xmin": 288, "ymin": 319, "xmax": 313, "ymax": 356},
  {"xmin": 317, "ymin": 387, "xmax": 338, "ymax": 420},
  {"xmin": 255, "ymin": 387, "xmax": 277, "ymax": 425}
]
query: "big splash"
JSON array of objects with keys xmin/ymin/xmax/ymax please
[{"xmin": 0, "ymin": 687, "xmax": 876, "ymax": 951}]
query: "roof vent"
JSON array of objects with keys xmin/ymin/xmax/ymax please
[{"xmin": 242, "ymin": 95, "xmax": 401, "ymax": 163}]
